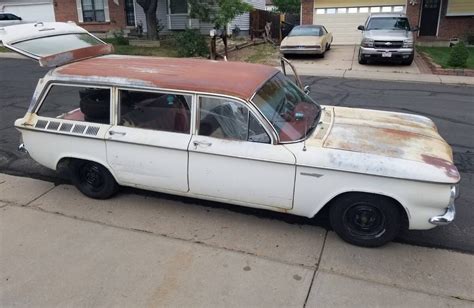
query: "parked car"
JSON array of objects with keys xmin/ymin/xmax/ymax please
[
  {"xmin": 280, "ymin": 25, "xmax": 333, "ymax": 57},
  {"xmin": 2, "ymin": 23, "xmax": 459, "ymax": 247},
  {"xmin": 357, "ymin": 13, "xmax": 419, "ymax": 65},
  {"xmin": 0, "ymin": 13, "xmax": 23, "ymax": 26}
]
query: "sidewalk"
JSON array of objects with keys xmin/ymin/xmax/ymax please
[
  {"xmin": 2, "ymin": 49, "xmax": 474, "ymax": 86},
  {"xmin": 1, "ymin": 173, "xmax": 473, "ymax": 307},
  {"xmin": 286, "ymin": 45, "xmax": 474, "ymax": 86}
]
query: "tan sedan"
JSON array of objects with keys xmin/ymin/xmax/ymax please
[{"xmin": 280, "ymin": 25, "xmax": 333, "ymax": 57}]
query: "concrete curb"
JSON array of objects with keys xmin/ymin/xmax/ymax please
[
  {"xmin": 2, "ymin": 51, "xmax": 474, "ymax": 86},
  {"xmin": 293, "ymin": 66, "xmax": 474, "ymax": 86}
]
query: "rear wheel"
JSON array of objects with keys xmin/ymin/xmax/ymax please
[
  {"xmin": 329, "ymin": 193, "xmax": 401, "ymax": 247},
  {"xmin": 69, "ymin": 160, "xmax": 119, "ymax": 199}
]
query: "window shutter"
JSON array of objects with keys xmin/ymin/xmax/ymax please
[
  {"xmin": 104, "ymin": 0, "xmax": 110, "ymax": 22},
  {"xmin": 76, "ymin": 0, "xmax": 84, "ymax": 22}
]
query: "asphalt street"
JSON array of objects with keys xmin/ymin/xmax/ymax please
[{"xmin": 1, "ymin": 57, "xmax": 473, "ymax": 253}]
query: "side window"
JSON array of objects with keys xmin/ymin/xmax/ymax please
[
  {"xmin": 119, "ymin": 89, "xmax": 191, "ymax": 134},
  {"xmin": 198, "ymin": 96, "xmax": 270, "ymax": 144},
  {"xmin": 38, "ymin": 85, "xmax": 110, "ymax": 124}
]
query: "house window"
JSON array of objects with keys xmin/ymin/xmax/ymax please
[
  {"xmin": 169, "ymin": 0, "xmax": 188, "ymax": 14},
  {"xmin": 82, "ymin": 0, "xmax": 105, "ymax": 22}
]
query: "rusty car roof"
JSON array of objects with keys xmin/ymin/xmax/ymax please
[{"xmin": 52, "ymin": 55, "xmax": 279, "ymax": 100}]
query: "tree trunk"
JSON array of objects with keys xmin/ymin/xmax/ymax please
[
  {"xmin": 137, "ymin": 0, "xmax": 158, "ymax": 40},
  {"xmin": 223, "ymin": 25, "xmax": 228, "ymax": 59},
  {"xmin": 146, "ymin": 8, "xmax": 158, "ymax": 40}
]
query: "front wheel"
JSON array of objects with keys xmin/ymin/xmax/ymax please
[
  {"xmin": 358, "ymin": 50, "xmax": 367, "ymax": 64},
  {"xmin": 69, "ymin": 160, "xmax": 119, "ymax": 199},
  {"xmin": 329, "ymin": 193, "xmax": 401, "ymax": 247}
]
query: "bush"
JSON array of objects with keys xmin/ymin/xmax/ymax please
[
  {"xmin": 174, "ymin": 29, "xmax": 208, "ymax": 57},
  {"xmin": 448, "ymin": 41, "xmax": 469, "ymax": 68},
  {"xmin": 112, "ymin": 30, "xmax": 129, "ymax": 45}
]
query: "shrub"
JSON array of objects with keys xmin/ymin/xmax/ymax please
[
  {"xmin": 112, "ymin": 30, "xmax": 130, "ymax": 45},
  {"xmin": 448, "ymin": 41, "xmax": 469, "ymax": 68},
  {"xmin": 174, "ymin": 29, "xmax": 208, "ymax": 57}
]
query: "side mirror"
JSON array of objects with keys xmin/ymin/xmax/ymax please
[
  {"xmin": 304, "ymin": 85, "xmax": 310, "ymax": 95},
  {"xmin": 357, "ymin": 25, "xmax": 365, "ymax": 31},
  {"xmin": 411, "ymin": 26, "xmax": 419, "ymax": 32}
]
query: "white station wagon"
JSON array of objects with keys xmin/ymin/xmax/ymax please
[{"xmin": 2, "ymin": 22, "xmax": 460, "ymax": 247}]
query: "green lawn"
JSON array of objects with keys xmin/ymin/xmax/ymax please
[
  {"xmin": 417, "ymin": 46, "xmax": 474, "ymax": 69},
  {"xmin": 0, "ymin": 46, "xmax": 8, "ymax": 52}
]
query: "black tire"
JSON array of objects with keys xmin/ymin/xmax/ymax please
[
  {"xmin": 69, "ymin": 160, "xmax": 119, "ymax": 199},
  {"xmin": 329, "ymin": 193, "xmax": 401, "ymax": 247},
  {"xmin": 358, "ymin": 50, "xmax": 367, "ymax": 64},
  {"xmin": 402, "ymin": 54, "xmax": 414, "ymax": 65}
]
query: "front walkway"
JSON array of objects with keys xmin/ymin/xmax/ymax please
[
  {"xmin": 288, "ymin": 45, "xmax": 474, "ymax": 86},
  {"xmin": 1, "ymin": 173, "xmax": 473, "ymax": 307}
]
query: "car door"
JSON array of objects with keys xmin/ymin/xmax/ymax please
[
  {"xmin": 188, "ymin": 95, "xmax": 296, "ymax": 210},
  {"xmin": 106, "ymin": 88, "xmax": 192, "ymax": 193}
]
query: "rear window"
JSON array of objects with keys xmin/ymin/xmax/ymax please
[
  {"xmin": 11, "ymin": 33, "xmax": 103, "ymax": 57},
  {"xmin": 289, "ymin": 27, "xmax": 323, "ymax": 37},
  {"xmin": 38, "ymin": 85, "xmax": 111, "ymax": 124}
]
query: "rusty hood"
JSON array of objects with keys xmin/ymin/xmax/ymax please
[{"xmin": 319, "ymin": 107, "xmax": 460, "ymax": 182}]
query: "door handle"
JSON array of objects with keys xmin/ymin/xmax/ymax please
[
  {"xmin": 109, "ymin": 130, "xmax": 126, "ymax": 136},
  {"xmin": 193, "ymin": 140, "xmax": 212, "ymax": 147}
]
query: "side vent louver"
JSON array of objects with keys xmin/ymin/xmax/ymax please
[
  {"xmin": 59, "ymin": 123, "xmax": 73, "ymax": 132},
  {"xmin": 72, "ymin": 124, "xmax": 86, "ymax": 134},
  {"xmin": 35, "ymin": 120, "xmax": 48, "ymax": 129},
  {"xmin": 85, "ymin": 126, "xmax": 100, "ymax": 136},
  {"xmin": 46, "ymin": 121, "xmax": 60, "ymax": 131},
  {"xmin": 34, "ymin": 120, "xmax": 100, "ymax": 137}
]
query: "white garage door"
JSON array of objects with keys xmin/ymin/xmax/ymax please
[
  {"xmin": 1, "ymin": 3, "xmax": 55, "ymax": 22},
  {"xmin": 313, "ymin": 5, "xmax": 405, "ymax": 45}
]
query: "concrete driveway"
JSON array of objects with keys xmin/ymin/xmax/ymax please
[{"xmin": 288, "ymin": 45, "xmax": 421, "ymax": 77}]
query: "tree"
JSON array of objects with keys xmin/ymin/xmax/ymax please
[
  {"xmin": 272, "ymin": 0, "xmax": 300, "ymax": 14},
  {"xmin": 137, "ymin": 0, "xmax": 158, "ymax": 40},
  {"xmin": 189, "ymin": 0, "xmax": 253, "ymax": 57}
]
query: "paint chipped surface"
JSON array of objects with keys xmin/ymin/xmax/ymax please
[
  {"xmin": 319, "ymin": 106, "xmax": 459, "ymax": 181},
  {"xmin": 39, "ymin": 44, "xmax": 114, "ymax": 68},
  {"xmin": 54, "ymin": 55, "xmax": 278, "ymax": 100}
]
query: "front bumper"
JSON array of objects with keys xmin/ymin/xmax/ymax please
[
  {"xmin": 429, "ymin": 186, "xmax": 457, "ymax": 226},
  {"xmin": 359, "ymin": 46, "xmax": 414, "ymax": 60},
  {"xmin": 280, "ymin": 48, "xmax": 323, "ymax": 55}
]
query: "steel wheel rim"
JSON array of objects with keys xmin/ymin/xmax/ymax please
[
  {"xmin": 79, "ymin": 163, "xmax": 104, "ymax": 192},
  {"xmin": 343, "ymin": 202, "xmax": 386, "ymax": 238}
]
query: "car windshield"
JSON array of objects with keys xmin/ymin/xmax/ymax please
[
  {"xmin": 252, "ymin": 73, "xmax": 321, "ymax": 142},
  {"xmin": 11, "ymin": 33, "xmax": 103, "ymax": 57},
  {"xmin": 289, "ymin": 26, "xmax": 323, "ymax": 37},
  {"xmin": 367, "ymin": 17, "xmax": 410, "ymax": 30}
]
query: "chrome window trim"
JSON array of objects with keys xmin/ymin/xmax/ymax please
[
  {"xmin": 196, "ymin": 94, "xmax": 276, "ymax": 145},
  {"xmin": 33, "ymin": 76, "xmax": 280, "ymax": 143},
  {"xmin": 34, "ymin": 81, "xmax": 113, "ymax": 124},
  {"xmin": 114, "ymin": 86, "xmax": 194, "ymax": 135}
]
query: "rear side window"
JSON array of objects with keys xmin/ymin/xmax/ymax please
[
  {"xmin": 118, "ymin": 89, "xmax": 192, "ymax": 134},
  {"xmin": 38, "ymin": 85, "xmax": 111, "ymax": 124}
]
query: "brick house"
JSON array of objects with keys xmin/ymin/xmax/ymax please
[
  {"xmin": 300, "ymin": 0, "xmax": 474, "ymax": 44},
  {"xmin": 0, "ymin": 0, "xmax": 265, "ymax": 36}
]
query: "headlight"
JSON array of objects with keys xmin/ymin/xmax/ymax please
[
  {"xmin": 361, "ymin": 38, "xmax": 374, "ymax": 48},
  {"xmin": 403, "ymin": 40, "xmax": 414, "ymax": 48}
]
